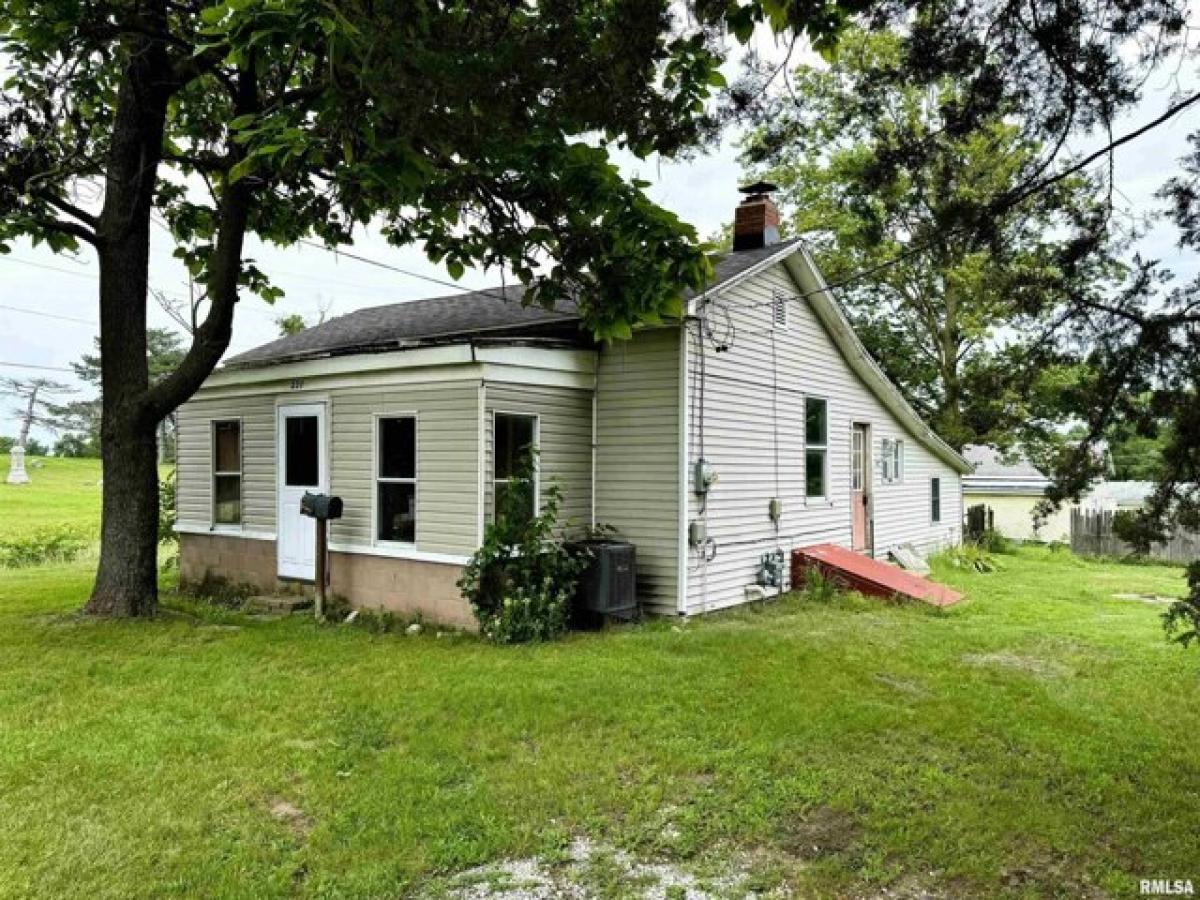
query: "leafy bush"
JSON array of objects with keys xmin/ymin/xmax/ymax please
[
  {"xmin": 942, "ymin": 542, "xmax": 1000, "ymax": 573},
  {"xmin": 1163, "ymin": 562, "xmax": 1200, "ymax": 649},
  {"xmin": 0, "ymin": 526, "xmax": 89, "ymax": 568},
  {"xmin": 976, "ymin": 529, "xmax": 1013, "ymax": 554},
  {"xmin": 158, "ymin": 469, "xmax": 177, "ymax": 546},
  {"xmin": 801, "ymin": 565, "xmax": 841, "ymax": 603},
  {"xmin": 458, "ymin": 452, "xmax": 586, "ymax": 643}
]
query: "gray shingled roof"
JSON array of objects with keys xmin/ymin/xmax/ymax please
[{"xmin": 226, "ymin": 239, "xmax": 802, "ymax": 368}]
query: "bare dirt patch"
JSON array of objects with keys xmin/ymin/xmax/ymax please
[
  {"xmin": 267, "ymin": 797, "xmax": 313, "ymax": 837},
  {"xmin": 774, "ymin": 806, "xmax": 861, "ymax": 861}
]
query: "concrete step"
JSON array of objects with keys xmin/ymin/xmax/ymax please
[{"xmin": 246, "ymin": 595, "xmax": 313, "ymax": 615}]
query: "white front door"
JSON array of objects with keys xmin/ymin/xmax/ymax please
[{"xmin": 277, "ymin": 403, "xmax": 327, "ymax": 580}]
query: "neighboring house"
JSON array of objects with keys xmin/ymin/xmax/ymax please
[
  {"xmin": 961, "ymin": 445, "xmax": 1071, "ymax": 542},
  {"xmin": 177, "ymin": 186, "xmax": 968, "ymax": 625},
  {"xmin": 962, "ymin": 444, "xmax": 1156, "ymax": 542}
]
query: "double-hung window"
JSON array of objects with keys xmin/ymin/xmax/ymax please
[
  {"xmin": 804, "ymin": 397, "xmax": 828, "ymax": 498},
  {"xmin": 493, "ymin": 412, "xmax": 537, "ymax": 523},
  {"xmin": 882, "ymin": 438, "xmax": 905, "ymax": 483},
  {"xmin": 376, "ymin": 416, "xmax": 417, "ymax": 544},
  {"xmin": 931, "ymin": 477, "xmax": 942, "ymax": 523},
  {"xmin": 212, "ymin": 420, "xmax": 242, "ymax": 526}
]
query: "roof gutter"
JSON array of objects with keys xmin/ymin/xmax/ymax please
[{"xmin": 782, "ymin": 247, "xmax": 973, "ymax": 476}]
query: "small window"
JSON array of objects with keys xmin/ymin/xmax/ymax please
[
  {"xmin": 804, "ymin": 397, "xmax": 828, "ymax": 498},
  {"xmin": 212, "ymin": 420, "xmax": 241, "ymax": 525},
  {"xmin": 882, "ymin": 438, "xmax": 905, "ymax": 484},
  {"xmin": 931, "ymin": 477, "xmax": 942, "ymax": 523},
  {"xmin": 773, "ymin": 295, "xmax": 788, "ymax": 329},
  {"xmin": 377, "ymin": 416, "xmax": 416, "ymax": 544},
  {"xmin": 494, "ymin": 412, "xmax": 537, "ymax": 522}
]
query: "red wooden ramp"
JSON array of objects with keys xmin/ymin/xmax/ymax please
[{"xmin": 791, "ymin": 543, "xmax": 963, "ymax": 607}]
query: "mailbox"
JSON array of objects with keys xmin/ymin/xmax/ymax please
[{"xmin": 300, "ymin": 492, "xmax": 343, "ymax": 521}]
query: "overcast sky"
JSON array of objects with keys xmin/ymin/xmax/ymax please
[{"xmin": 3, "ymin": 47, "xmax": 1199, "ymax": 443}]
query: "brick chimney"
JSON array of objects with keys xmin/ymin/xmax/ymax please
[{"xmin": 733, "ymin": 181, "xmax": 780, "ymax": 251}]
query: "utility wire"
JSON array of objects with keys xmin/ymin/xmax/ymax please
[
  {"xmin": 0, "ymin": 361, "xmax": 75, "ymax": 372},
  {"xmin": 0, "ymin": 303, "xmax": 96, "ymax": 326},
  {"xmin": 296, "ymin": 239, "xmax": 524, "ymax": 306}
]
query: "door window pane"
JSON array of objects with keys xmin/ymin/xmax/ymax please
[
  {"xmin": 378, "ymin": 481, "xmax": 416, "ymax": 543},
  {"xmin": 285, "ymin": 416, "xmax": 319, "ymax": 487},
  {"xmin": 378, "ymin": 417, "xmax": 415, "ymax": 479}
]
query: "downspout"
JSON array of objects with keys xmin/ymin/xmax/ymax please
[{"xmin": 591, "ymin": 352, "xmax": 598, "ymax": 531}]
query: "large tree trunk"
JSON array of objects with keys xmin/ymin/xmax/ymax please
[{"xmin": 84, "ymin": 27, "xmax": 172, "ymax": 618}]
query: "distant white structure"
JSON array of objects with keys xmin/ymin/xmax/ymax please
[
  {"xmin": 6, "ymin": 445, "xmax": 30, "ymax": 485},
  {"xmin": 963, "ymin": 444, "xmax": 1159, "ymax": 542}
]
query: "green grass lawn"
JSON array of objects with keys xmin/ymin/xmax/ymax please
[
  {"xmin": 0, "ymin": 457, "xmax": 106, "ymax": 537},
  {"xmin": 0, "ymin": 548, "xmax": 1197, "ymax": 899}
]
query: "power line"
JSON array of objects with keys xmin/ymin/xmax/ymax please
[
  {"xmin": 1, "ymin": 255, "xmax": 98, "ymax": 279},
  {"xmin": 0, "ymin": 303, "xmax": 96, "ymax": 326},
  {"xmin": 296, "ymin": 239, "xmax": 521, "ymax": 305},
  {"xmin": 0, "ymin": 361, "xmax": 75, "ymax": 373}
]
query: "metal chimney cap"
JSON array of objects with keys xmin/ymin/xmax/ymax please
[{"xmin": 738, "ymin": 180, "xmax": 779, "ymax": 196}]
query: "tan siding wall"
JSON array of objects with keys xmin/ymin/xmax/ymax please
[
  {"xmin": 594, "ymin": 327, "xmax": 681, "ymax": 613},
  {"xmin": 484, "ymin": 383, "xmax": 593, "ymax": 532},
  {"xmin": 176, "ymin": 395, "xmax": 276, "ymax": 533},
  {"xmin": 685, "ymin": 262, "xmax": 963, "ymax": 614},
  {"xmin": 328, "ymin": 383, "xmax": 480, "ymax": 556}
]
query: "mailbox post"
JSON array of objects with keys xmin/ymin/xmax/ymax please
[{"xmin": 300, "ymin": 492, "xmax": 343, "ymax": 622}]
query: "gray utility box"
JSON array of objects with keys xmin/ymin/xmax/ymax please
[{"xmin": 568, "ymin": 539, "xmax": 637, "ymax": 624}]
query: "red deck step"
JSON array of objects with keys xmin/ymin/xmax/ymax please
[{"xmin": 791, "ymin": 543, "xmax": 963, "ymax": 607}]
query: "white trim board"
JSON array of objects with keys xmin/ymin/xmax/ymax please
[{"xmin": 176, "ymin": 521, "xmax": 276, "ymax": 541}]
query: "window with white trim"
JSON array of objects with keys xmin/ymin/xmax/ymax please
[
  {"xmin": 931, "ymin": 477, "xmax": 942, "ymax": 523},
  {"xmin": 493, "ymin": 412, "xmax": 537, "ymax": 523},
  {"xmin": 882, "ymin": 438, "xmax": 904, "ymax": 483},
  {"xmin": 212, "ymin": 420, "xmax": 242, "ymax": 525},
  {"xmin": 376, "ymin": 416, "xmax": 416, "ymax": 544},
  {"xmin": 805, "ymin": 397, "xmax": 828, "ymax": 498}
]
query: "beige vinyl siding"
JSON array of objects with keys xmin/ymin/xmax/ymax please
[
  {"xmin": 176, "ymin": 395, "xmax": 276, "ymax": 533},
  {"xmin": 484, "ymin": 383, "xmax": 593, "ymax": 532},
  {"xmin": 328, "ymin": 383, "xmax": 480, "ymax": 556},
  {"xmin": 594, "ymin": 327, "xmax": 681, "ymax": 614},
  {"xmin": 685, "ymin": 261, "xmax": 962, "ymax": 614}
]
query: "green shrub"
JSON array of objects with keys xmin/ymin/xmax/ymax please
[
  {"xmin": 158, "ymin": 469, "xmax": 177, "ymax": 546},
  {"xmin": 458, "ymin": 452, "xmax": 586, "ymax": 644},
  {"xmin": 801, "ymin": 565, "xmax": 841, "ymax": 603},
  {"xmin": 942, "ymin": 542, "xmax": 1000, "ymax": 573},
  {"xmin": 1163, "ymin": 561, "xmax": 1200, "ymax": 649},
  {"xmin": 976, "ymin": 529, "xmax": 1013, "ymax": 554},
  {"xmin": 0, "ymin": 526, "xmax": 89, "ymax": 568}
]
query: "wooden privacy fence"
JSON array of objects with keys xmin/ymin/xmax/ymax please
[{"xmin": 1070, "ymin": 508, "xmax": 1200, "ymax": 564}]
